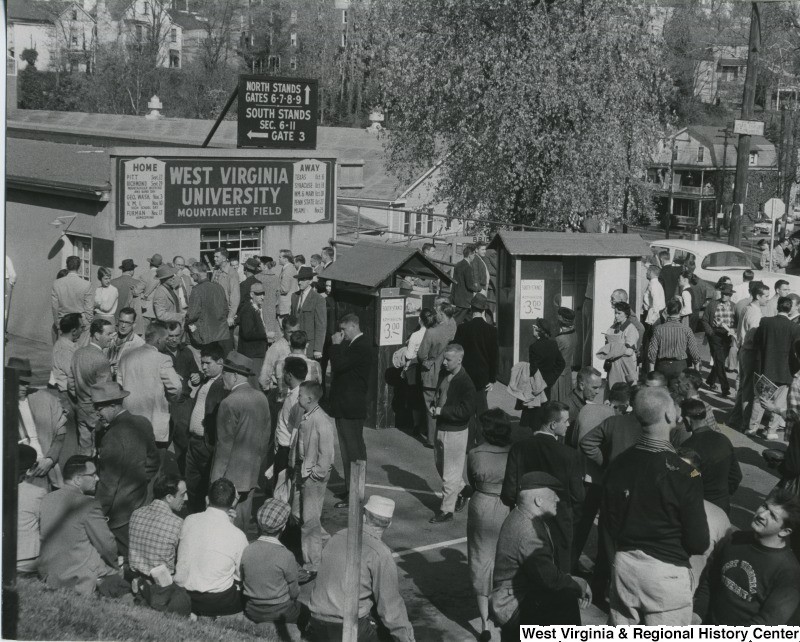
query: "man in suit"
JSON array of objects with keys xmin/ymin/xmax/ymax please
[
  {"xmin": 329, "ymin": 313, "xmax": 373, "ymax": 508},
  {"xmin": 454, "ymin": 293, "xmax": 498, "ymax": 442},
  {"xmin": 10, "ymin": 357, "xmax": 67, "ymax": 490},
  {"xmin": 291, "ymin": 266, "xmax": 327, "ymax": 359},
  {"xmin": 257, "ymin": 256, "xmax": 281, "ymax": 342},
  {"xmin": 187, "ymin": 262, "xmax": 232, "ymax": 354},
  {"xmin": 118, "ymin": 321, "xmax": 183, "ymax": 447},
  {"xmin": 277, "ymin": 249, "xmax": 298, "ymax": 321},
  {"xmin": 210, "ymin": 352, "xmax": 271, "ymax": 530},
  {"xmin": 747, "ymin": 296, "xmax": 800, "ymax": 439},
  {"xmin": 701, "ymin": 282, "xmax": 737, "ymax": 397},
  {"xmin": 163, "ymin": 321, "xmax": 201, "ymax": 471},
  {"xmin": 110, "ymin": 259, "xmax": 145, "ymax": 332},
  {"xmin": 185, "ymin": 343, "xmax": 228, "ymax": 513},
  {"xmin": 153, "ymin": 265, "xmax": 185, "ymax": 325},
  {"xmin": 38, "ymin": 455, "xmax": 121, "ymax": 595},
  {"xmin": 238, "ymin": 257, "xmax": 263, "ymax": 309},
  {"xmin": 502, "ymin": 400, "xmax": 585, "ymax": 572},
  {"xmin": 92, "ymin": 381, "xmax": 160, "ymax": 557},
  {"xmin": 450, "ymin": 245, "xmax": 480, "ymax": 323},
  {"xmin": 51, "ymin": 255, "xmax": 93, "ymax": 342},
  {"xmin": 238, "ymin": 281, "xmax": 269, "ymax": 379},
  {"xmin": 471, "ymin": 241, "xmax": 491, "ymax": 297},
  {"xmin": 171, "ymin": 256, "xmax": 193, "ymax": 314},
  {"xmin": 429, "ymin": 343, "xmax": 477, "ymax": 523}
]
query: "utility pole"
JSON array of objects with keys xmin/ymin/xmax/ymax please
[
  {"xmin": 666, "ymin": 134, "xmax": 676, "ymax": 240},
  {"xmin": 779, "ymin": 105, "xmax": 794, "ymax": 241},
  {"xmin": 728, "ymin": 2, "xmax": 761, "ymax": 248},
  {"xmin": 717, "ymin": 125, "xmax": 732, "ymax": 238}
]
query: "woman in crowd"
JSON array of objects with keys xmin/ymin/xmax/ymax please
[
  {"xmin": 604, "ymin": 302, "xmax": 639, "ymax": 387},
  {"xmin": 404, "ymin": 308, "xmax": 436, "ymax": 435},
  {"xmin": 93, "ymin": 266, "xmax": 118, "ymax": 324},
  {"xmin": 467, "ymin": 409, "xmax": 512, "ymax": 642},
  {"xmin": 518, "ymin": 318, "xmax": 564, "ymax": 428},
  {"xmin": 551, "ymin": 307, "xmax": 577, "ymax": 403}
]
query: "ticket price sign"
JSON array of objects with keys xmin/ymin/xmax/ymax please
[
  {"xmin": 377, "ymin": 298, "xmax": 405, "ymax": 347},
  {"xmin": 519, "ymin": 280, "xmax": 545, "ymax": 319},
  {"xmin": 238, "ymin": 75, "xmax": 318, "ymax": 149}
]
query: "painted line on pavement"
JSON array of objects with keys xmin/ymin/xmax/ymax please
[
  {"xmin": 392, "ymin": 537, "xmax": 468, "ymax": 559},
  {"xmin": 328, "ymin": 482, "xmax": 442, "ymax": 498}
]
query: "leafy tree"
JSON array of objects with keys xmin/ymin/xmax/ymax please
[
  {"xmin": 369, "ymin": 0, "xmax": 672, "ymax": 229},
  {"xmin": 20, "ymin": 48, "xmax": 39, "ymax": 69}
]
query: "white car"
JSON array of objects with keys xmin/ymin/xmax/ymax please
[
  {"xmin": 753, "ymin": 219, "xmax": 794, "ymax": 236},
  {"xmin": 648, "ymin": 239, "xmax": 800, "ymax": 292}
]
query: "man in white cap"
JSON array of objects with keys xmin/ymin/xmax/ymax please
[{"xmin": 308, "ymin": 495, "xmax": 415, "ymax": 641}]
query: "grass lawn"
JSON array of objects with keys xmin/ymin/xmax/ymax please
[{"xmin": 15, "ymin": 577, "xmax": 297, "ymax": 641}]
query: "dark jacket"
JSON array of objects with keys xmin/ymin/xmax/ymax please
[
  {"xmin": 659, "ymin": 264, "xmax": 683, "ymax": 301},
  {"xmin": 237, "ymin": 303, "xmax": 268, "ymax": 359},
  {"xmin": 329, "ymin": 334, "xmax": 373, "ymax": 419},
  {"xmin": 754, "ymin": 314, "xmax": 800, "ymax": 385},
  {"xmin": 601, "ymin": 443, "xmax": 710, "ymax": 567},
  {"xmin": 454, "ymin": 317, "xmax": 498, "ymax": 389},
  {"xmin": 701, "ymin": 299, "xmax": 738, "ymax": 339},
  {"xmin": 186, "ymin": 280, "xmax": 230, "ymax": 346},
  {"xmin": 529, "ymin": 337, "xmax": 565, "ymax": 390},
  {"xmin": 239, "ymin": 275, "xmax": 261, "ymax": 312},
  {"xmin": 435, "ymin": 367, "xmax": 477, "ymax": 431},
  {"xmin": 450, "ymin": 259, "xmax": 479, "ymax": 309},
  {"xmin": 681, "ymin": 428, "xmax": 742, "ymax": 514},
  {"xmin": 95, "ymin": 410, "xmax": 160, "ymax": 530},
  {"xmin": 291, "ymin": 288, "xmax": 327, "ymax": 356},
  {"xmin": 191, "ymin": 376, "xmax": 227, "ymax": 447},
  {"xmin": 162, "ymin": 343, "xmax": 201, "ymax": 450}
]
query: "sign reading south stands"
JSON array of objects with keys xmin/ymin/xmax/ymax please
[
  {"xmin": 116, "ymin": 155, "xmax": 334, "ymax": 229},
  {"xmin": 237, "ymin": 75, "xmax": 318, "ymax": 149}
]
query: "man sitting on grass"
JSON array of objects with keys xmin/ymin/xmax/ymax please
[
  {"xmin": 174, "ymin": 478, "xmax": 248, "ymax": 617},
  {"xmin": 241, "ymin": 499, "xmax": 310, "ymax": 631}
]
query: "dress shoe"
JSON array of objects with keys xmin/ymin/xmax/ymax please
[
  {"xmin": 298, "ymin": 569, "xmax": 317, "ymax": 585},
  {"xmin": 478, "ymin": 630, "xmax": 492, "ymax": 642},
  {"xmin": 334, "ymin": 500, "xmax": 349, "ymax": 509},
  {"xmin": 429, "ymin": 511, "xmax": 453, "ymax": 524},
  {"xmin": 455, "ymin": 495, "xmax": 468, "ymax": 513}
]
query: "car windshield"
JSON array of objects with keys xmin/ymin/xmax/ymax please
[{"xmin": 701, "ymin": 251, "xmax": 754, "ymax": 270}]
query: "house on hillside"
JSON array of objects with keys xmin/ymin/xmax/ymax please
[
  {"xmin": 648, "ymin": 125, "xmax": 778, "ymax": 229},
  {"xmin": 7, "ymin": 0, "xmax": 56, "ymax": 70}
]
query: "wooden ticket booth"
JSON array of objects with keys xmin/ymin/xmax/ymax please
[
  {"xmin": 488, "ymin": 231, "xmax": 652, "ymax": 382},
  {"xmin": 322, "ymin": 240, "xmax": 452, "ymax": 429}
]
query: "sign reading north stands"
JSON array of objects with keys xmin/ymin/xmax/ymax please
[
  {"xmin": 115, "ymin": 155, "xmax": 334, "ymax": 229},
  {"xmin": 237, "ymin": 75, "xmax": 318, "ymax": 149}
]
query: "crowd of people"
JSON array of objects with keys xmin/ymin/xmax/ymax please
[{"xmin": 10, "ymin": 238, "xmax": 800, "ymax": 640}]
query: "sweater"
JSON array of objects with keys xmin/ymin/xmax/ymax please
[
  {"xmin": 681, "ymin": 428, "xmax": 742, "ymax": 514},
  {"xmin": 695, "ymin": 531, "xmax": 800, "ymax": 625},
  {"xmin": 241, "ymin": 537, "xmax": 299, "ymax": 607}
]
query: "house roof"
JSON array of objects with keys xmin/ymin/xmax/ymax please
[
  {"xmin": 167, "ymin": 9, "xmax": 207, "ymax": 30},
  {"xmin": 6, "ymin": 138, "xmax": 111, "ymax": 194},
  {"xmin": 7, "ymin": 0, "xmax": 53, "ymax": 22},
  {"xmin": 687, "ymin": 125, "xmax": 775, "ymax": 167},
  {"xmin": 8, "ymin": 110, "xmax": 407, "ymax": 202},
  {"xmin": 489, "ymin": 231, "xmax": 651, "ymax": 258},
  {"xmin": 323, "ymin": 241, "xmax": 452, "ymax": 289}
]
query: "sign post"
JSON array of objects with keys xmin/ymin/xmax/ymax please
[
  {"xmin": 237, "ymin": 75, "xmax": 318, "ymax": 149},
  {"xmin": 765, "ymin": 197, "xmax": 785, "ymax": 272}
]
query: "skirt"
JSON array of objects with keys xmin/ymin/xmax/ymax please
[{"xmin": 467, "ymin": 491, "xmax": 510, "ymax": 596}]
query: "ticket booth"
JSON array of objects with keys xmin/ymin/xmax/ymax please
[
  {"xmin": 488, "ymin": 231, "xmax": 652, "ymax": 382},
  {"xmin": 322, "ymin": 240, "xmax": 452, "ymax": 429}
]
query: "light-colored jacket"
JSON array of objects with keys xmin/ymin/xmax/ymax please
[
  {"xmin": 212, "ymin": 263, "xmax": 241, "ymax": 320},
  {"xmin": 118, "ymin": 344, "xmax": 183, "ymax": 442},
  {"xmin": 277, "ymin": 263, "xmax": 298, "ymax": 315},
  {"xmin": 296, "ymin": 405, "xmax": 335, "ymax": 481},
  {"xmin": 24, "ymin": 390, "xmax": 68, "ymax": 488},
  {"xmin": 51, "ymin": 272, "xmax": 93, "ymax": 327},
  {"xmin": 152, "ymin": 283, "xmax": 185, "ymax": 323},
  {"xmin": 416, "ymin": 318, "xmax": 457, "ymax": 388}
]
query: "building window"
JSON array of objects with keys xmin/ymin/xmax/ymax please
[
  {"xmin": 403, "ymin": 213, "xmax": 410, "ymax": 236},
  {"xmin": 71, "ymin": 35, "xmax": 79, "ymax": 47},
  {"xmin": 672, "ymin": 145, "xmax": 678, "ymax": 161},
  {"xmin": 200, "ymin": 228, "xmax": 261, "ymax": 267},
  {"xmin": 65, "ymin": 235, "xmax": 92, "ymax": 280},
  {"xmin": 342, "ymin": 10, "xmax": 347, "ymax": 23},
  {"xmin": 169, "ymin": 51, "xmax": 180, "ymax": 67},
  {"xmin": 171, "ymin": 27, "xmax": 177, "ymax": 43},
  {"xmin": 749, "ymin": 151, "xmax": 758, "ymax": 166},
  {"xmin": 290, "ymin": 32, "xmax": 297, "ymax": 47},
  {"xmin": 135, "ymin": 24, "xmax": 143, "ymax": 42},
  {"xmin": 290, "ymin": 9, "xmax": 297, "ymax": 24},
  {"xmin": 341, "ymin": 32, "xmax": 346, "ymax": 48},
  {"xmin": 268, "ymin": 55, "xmax": 280, "ymax": 71},
  {"xmin": 71, "ymin": 9, "xmax": 78, "ymax": 20},
  {"xmin": 290, "ymin": 56, "xmax": 297, "ymax": 70},
  {"xmin": 143, "ymin": 1, "xmax": 149, "ymax": 15},
  {"xmin": 721, "ymin": 65, "xmax": 739, "ymax": 82},
  {"xmin": 697, "ymin": 147, "xmax": 704, "ymax": 163}
]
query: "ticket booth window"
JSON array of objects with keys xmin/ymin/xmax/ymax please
[
  {"xmin": 63, "ymin": 234, "xmax": 92, "ymax": 280},
  {"xmin": 200, "ymin": 227, "xmax": 262, "ymax": 266}
]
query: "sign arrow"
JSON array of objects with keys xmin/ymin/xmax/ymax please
[
  {"xmin": 247, "ymin": 131, "xmax": 272, "ymax": 139},
  {"xmin": 304, "ymin": 85, "xmax": 311, "ymax": 105}
]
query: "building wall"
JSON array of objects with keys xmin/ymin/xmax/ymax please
[
  {"xmin": 8, "ymin": 22, "xmax": 55, "ymax": 70},
  {"xmin": 6, "ymin": 189, "xmax": 112, "ymax": 344}
]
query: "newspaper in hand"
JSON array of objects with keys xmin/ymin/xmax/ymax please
[{"xmin": 755, "ymin": 374, "xmax": 779, "ymax": 403}]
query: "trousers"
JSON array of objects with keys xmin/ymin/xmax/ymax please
[
  {"xmin": 749, "ymin": 383, "xmax": 788, "ymax": 434},
  {"xmin": 185, "ymin": 435, "xmax": 213, "ymax": 514},
  {"xmin": 729, "ymin": 347, "xmax": 755, "ymax": 429},
  {"xmin": 335, "ymin": 417, "xmax": 366, "ymax": 492},
  {"xmin": 705, "ymin": 334, "xmax": 732, "ymax": 393},
  {"xmin": 300, "ymin": 474, "xmax": 330, "ymax": 572},
  {"xmin": 422, "ymin": 388, "xmax": 438, "ymax": 446},
  {"xmin": 434, "ymin": 428, "xmax": 468, "ymax": 513}
]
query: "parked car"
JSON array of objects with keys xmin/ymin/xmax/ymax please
[
  {"xmin": 753, "ymin": 218, "xmax": 794, "ymax": 236},
  {"xmin": 649, "ymin": 239, "xmax": 800, "ymax": 292}
]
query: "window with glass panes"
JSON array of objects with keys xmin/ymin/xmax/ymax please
[
  {"xmin": 65, "ymin": 234, "xmax": 92, "ymax": 280},
  {"xmin": 200, "ymin": 227, "xmax": 262, "ymax": 268}
]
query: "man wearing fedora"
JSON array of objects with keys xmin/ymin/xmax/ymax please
[
  {"xmin": 10, "ymin": 357, "xmax": 68, "ymax": 490},
  {"xmin": 92, "ymin": 381, "xmax": 160, "ymax": 558},
  {"xmin": 141, "ymin": 254, "xmax": 164, "ymax": 322},
  {"xmin": 153, "ymin": 266, "xmax": 185, "ymax": 325},
  {"xmin": 110, "ymin": 259, "xmax": 145, "ymax": 332},
  {"xmin": 238, "ymin": 257, "xmax": 263, "ymax": 310},
  {"xmin": 237, "ymin": 281, "xmax": 270, "ymax": 380},
  {"xmin": 277, "ymin": 250, "xmax": 298, "ymax": 321},
  {"xmin": 291, "ymin": 266, "xmax": 327, "ymax": 360},
  {"xmin": 187, "ymin": 262, "xmax": 232, "ymax": 354},
  {"xmin": 701, "ymin": 282, "xmax": 737, "ymax": 398},
  {"xmin": 308, "ymin": 495, "xmax": 415, "ymax": 641},
  {"xmin": 51, "ymin": 255, "xmax": 94, "ymax": 344},
  {"xmin": 118, "ymin": 322, "xmax": 183, "ymax": 448},
  {"xmin": 210, "ymin": 351, "xmax": 271, "ymax": 531}
]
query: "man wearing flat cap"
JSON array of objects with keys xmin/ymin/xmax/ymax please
[
  {"xmin": 291, "ymin": 266, "xmax": 327, "ymax": 359},
  {"xmin": 308, "ymin": 496, "xmax": 415, "ymax": 641},
  {"xmin": 152, "ymin": 265, "xmax": 185, "ymax": 325},
  {"xmin": 454, "ymin": 293, "xmax": 499, "ymax": 443},
  {"xmin": 492, "ymin": 472, "xmax": 591, "ymax": 636},
  {"xmin": 210, "ymin": 351, "xmax": 271, "ymax": 531},
  {"xmin": 92, "ymin": 381, "xmax": 160, "ymax": 557},
  {"xmin": 701, "ymin": 281, "xmax": 737, "ymax": 398}
]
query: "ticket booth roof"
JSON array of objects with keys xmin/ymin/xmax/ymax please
[
  {"xmin": 324, "ymin": 241, "xmax": 453, "ymax": 290},
  {"xmin": 489, "ymin": 231, "xmax": 651, "ymax": 258}
]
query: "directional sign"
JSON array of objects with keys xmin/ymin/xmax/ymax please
[
  {"xmin": 733, "ymin": 119, "xmax": 765, "ymax": 137},
  {"xmin": 237, "ymin": 75, "xmax": 318, "ymax": 149}
]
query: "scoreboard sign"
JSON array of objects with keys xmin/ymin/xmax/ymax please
[{"xmin": 238, "ymin": 75, "xmax": 318, "ymax": 149}]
